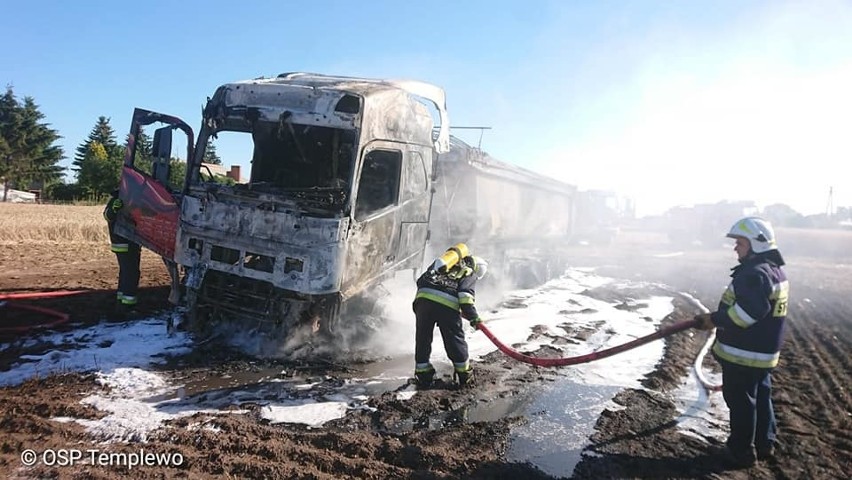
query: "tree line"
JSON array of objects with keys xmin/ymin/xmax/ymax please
[{"xmin": 0, "ymin": 86, "xmax": 222, "ymax": 202}]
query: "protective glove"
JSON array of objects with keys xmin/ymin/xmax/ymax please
[
  {"xmin": 693, "ymin": 313, "xmax": 714, "ymax": 330},
  {"xmin": 469, "ymin": 316, "xmax": 483, "ymax": 328},
  {"xmin": 111, "ymin": 198, "xmax": 124, "ymax": 212}
]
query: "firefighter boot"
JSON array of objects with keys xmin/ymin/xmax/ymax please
[
  {"xmin": 414, "ymin": 365, "xmax": 436, "ymax": 388},
  {"xmin": 756, "ymin": 444, "xmax": 775, "ymax": 462},
  {"xmin": 454, "ymin": 366, "xmax": 474, "ymax": 388}
]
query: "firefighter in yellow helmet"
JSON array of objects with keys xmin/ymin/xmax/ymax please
[{"xmin": 412, "ymin": 243, "xmax": 488, "ymax": 388}]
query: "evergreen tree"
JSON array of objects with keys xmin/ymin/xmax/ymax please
[
  {"xmin": 0, "ymin": 89, "xmax": 19, "ymax": 197},
  {"xmin": 74, "ymin": 117, "xmax": 124, "ymax": 197},
  {"xmin": 202, "ymin": 138, "xmax": 222, "ymax": 165},
  {"xmin": 0, "ymin": 86, "xmax": 65, "ymax": 201},
  {"xmin": 129, "ymin": 129, "xmax": 153, "ymax": 174},
  {"xmin": 167, "ymin": 157, "xmax": 187, "ymax": 192},
  {"xmin": 72, "ymin": 115, "xmax": 118, "ymax": 170},
  {"xmin": 19, "ymin": 97, "xmax": 65, "ymax": 187}
]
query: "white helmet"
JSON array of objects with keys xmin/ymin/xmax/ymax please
[
  {"xmin": 471, "ymin": 256, "xmax": 488, "ymax": 280},
  {"xmin": 726, "ymin": 217, "xmax": 778, "ymax": 253}
]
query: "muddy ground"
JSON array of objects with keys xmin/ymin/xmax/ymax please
[{"xmin": 0, "ymin": 229, "xmax": 850, "ymax": 479}]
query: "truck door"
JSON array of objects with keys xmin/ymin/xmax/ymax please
[
  {"xmin": 343, "ymin": 142, "xmax": 404, "ymax": 296},
  {"xmin": 397, "ymin": 147, "xmax": 432, "ymax": 269},
  {"xmin": 114, "ymin": 108, "xmax": 194, "ymax": 261}
]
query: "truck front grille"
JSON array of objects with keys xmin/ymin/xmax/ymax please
[{"xmin": 201, "ymin": 270, "xmax": 275, "ymax": 320}]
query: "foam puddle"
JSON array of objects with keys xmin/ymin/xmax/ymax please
[{"xmin": 0, "ymin": 315, "xmax": 193, "ymax": 387}]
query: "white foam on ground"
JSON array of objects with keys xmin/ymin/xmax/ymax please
[
  {"xmin": 67, "ymin": 368, "xmax": 245, "ymax": 442},
  {"xmin": 260, "ymin": 401, "xmax": 349, "ymax": 428},
  {"xmin": 673, "ymin": 370, "xmax": 729, "ymax": 443},
  {"xmin": 0, "ymin": 316, "xmax": 193, "ymax": 387}
]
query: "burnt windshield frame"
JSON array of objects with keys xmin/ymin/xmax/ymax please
[
  {"xmin": 248, "ymin": 121, "xmax": 356, "ymax": 191},
  {"xmin": 191, "ymin": 118, "xmax": 357, "ymax": 214}
]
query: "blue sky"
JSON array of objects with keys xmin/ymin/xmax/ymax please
[{"xmin": 3, "ymin": 0, "xmax": 851, "ymax": 216}]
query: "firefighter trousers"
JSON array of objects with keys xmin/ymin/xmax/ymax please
[
  {"xmin": 721, "ymin": 360, "xmax": 777, "ymax": 453},
  {"xmin": 115, "ymin": 243, "xmax": 142, "ymax": 303},
  {"xmin": 413, "ymin": 298, "xmax": 469, "ymax": 367}
]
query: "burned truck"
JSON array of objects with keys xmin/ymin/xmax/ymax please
[
  {"xmin": 115, "ymin": 72, "xmax": 577, "ymax": 341},
  {"xmin": 117, "ymin": 73, "xmax": 449, "ymax": 336}
]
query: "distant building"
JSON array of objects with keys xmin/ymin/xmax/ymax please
[
  {"xmin": 0, "ymin": 187, "xmax": 38, "ymax": 203},
  {"xmin": 201, "ymin": 163, "xmax": 245, "ymax": 183},
  {"xmin": 665, "ymin": 200, "xmax": 758, "ymax": 246}
]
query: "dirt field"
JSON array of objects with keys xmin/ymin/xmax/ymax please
[{"xmin": 1, "ymin": 228, "xmax": 850, "ymax": 479}]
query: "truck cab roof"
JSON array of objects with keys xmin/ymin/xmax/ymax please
[{"xmin": 216, "ymin": 72, "xmax": 450, "ymax": 153}]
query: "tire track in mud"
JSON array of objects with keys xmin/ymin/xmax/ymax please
[
  {"xmin": 785, "ymin": 300, "xmax": 851, "ymax": 419},
  {"xmin": 779, "ymin": 297, "xmax": 852, "ymax": 465}
]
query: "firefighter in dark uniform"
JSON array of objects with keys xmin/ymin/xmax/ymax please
[
  {"xmin": 413, "ymin": 243, "xmax": 488, "ymax": 388},
  {"xmin": 104, "ymin": 189, "xmax": 141, "ymax": 309},
  {"xmin": 694, "ymin": 217, "xmax": 789, "ymax": 467}
]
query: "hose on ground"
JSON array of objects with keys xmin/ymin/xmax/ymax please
[
  {"xmin": 678, "ymin": 293, "xmax": 724, "ymax": 392},
  {"xmin": 474, "ymin": 292, "xmax": 724, "ymax": 392},
  {"xmin": 0, "ymin": 290, "xmax": 86, "ymax": 335},
  {"xmin": 475, "ymin": 317, "xmax": 701, "ymax": 367},
  {"xmin": 0, "ymin": 290, "xmax": 89, "ymax": 301}
]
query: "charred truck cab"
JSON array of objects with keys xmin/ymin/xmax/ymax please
[{"xmin": 118, "ymin": 73, "xmax": 450, "ymax": 338}]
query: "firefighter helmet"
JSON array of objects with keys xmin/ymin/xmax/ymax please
[
  {"xmin": 471, "ymin": 256, "xmax": 488, "ymax": 280},
  {"xmin": 726, "ymin": 217, "xmax": 778, "ymax": 253}
]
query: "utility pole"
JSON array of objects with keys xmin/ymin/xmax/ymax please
[{"xmin": 826, "ymin": 186, "xmax": 834, "ymax": 217}]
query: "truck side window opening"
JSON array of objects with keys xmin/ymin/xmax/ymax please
[
  {"xmin": 355, "ymin": 150, "xmax": 402, "ymax": 219},
  {"xmin": 130, "ymin": 124, "xmax": 182, "ymax": 192}
]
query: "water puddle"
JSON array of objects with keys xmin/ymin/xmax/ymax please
[
  {"xmin": 154, "ymin": 355, "xmax": 416, "ymax": 411},
  {"xmin": 176, "ymin": 367, "xmax": 289, "ymax": 398},
  {"xmin": 504, "ymin": 380, "xmax": 621, "ymax": 478}
]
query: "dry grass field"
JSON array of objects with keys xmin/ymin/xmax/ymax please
[{"xmin": 0, "ymin": 203, "xmax": 108, "ymax": 245}]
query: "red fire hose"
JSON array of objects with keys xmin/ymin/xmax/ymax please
[
  {"xmin": 0, "ymin": 290, "xmax": 86, "ymax": 334},
  {"xmin": 476, "ymin": 311, "xmax": 723, "ymax": 392},
  {"xmin": 475, "ymin": 318, "xmax": 702, "ymax": 367},
  {"xmin": 0, "ymin": 290, "xmax": 89, "ymax": 301}
]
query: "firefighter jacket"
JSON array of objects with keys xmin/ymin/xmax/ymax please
[
  {"xmin": 103, "ymin": 193, "xmax": 133, "ymax": 254},
  {"xmin": 711, "ymin": 253, "xmax": 789, "ymax": 369},
  {"xmin": 414, "ymin": 262, "xmax": 479, "ymax": 320}
]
